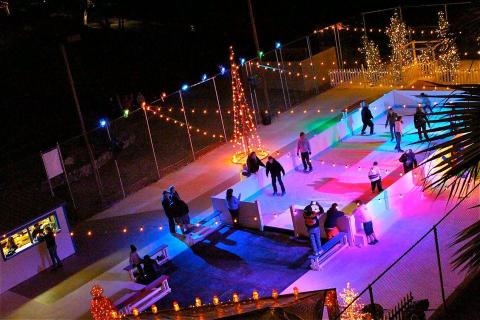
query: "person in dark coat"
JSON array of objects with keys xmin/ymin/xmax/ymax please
[
  {"xmin": 162, "ymin": 191, "xmax": 176, "ymax": 234},
  {"xmin": 266, "ymin": 156, "xmax": 286, "ymax": 196},
  {"xmin": 413, "ymin": 106, "xmax": 430, "ymax": 141},
  {"xmin": 44, "ymin": 227, "xmax": 63, "ymax": 269},
  {"xmin": 246, "ymin": 151, "xmax": 265, "ymax": 174},
  {"xmin": 171, "ymin": 197, "xmax": 191, "ymax": 234},
  {"xmin": 399, "ymin": 149, "xmax": 418, "ymax": 173},
  {"xmin": 324, "ymin": 203, "xmax": 345, "ymax": 240},
  {"xmin": 142, "ymin": 255, "xmax": 161, "ymax": 280},
  {"xmin": 360, "ymin": 100, "xmax": 374, "ymax": 135},
  {"xmin": 384, "ymin": 107, "xmax": 398, "ymax": 141}
]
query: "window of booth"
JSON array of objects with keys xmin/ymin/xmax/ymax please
[{"xmin": 1, "ymin": 212, "xmax": 61, "ymax": 260}]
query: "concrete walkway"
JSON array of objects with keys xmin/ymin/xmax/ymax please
[{"xmin": 0, "ymin": 87, "xmax": 388, "ymax": 319}]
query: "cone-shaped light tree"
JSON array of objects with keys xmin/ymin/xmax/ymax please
[
  {"xmin": 229, "ymin": 46, "xmax": 267, "ymax": 164},
  {"xmin": 361, "ymin": 34, "xmax": 384, "ymax": 85},
  {"xmin": 386, "ymin": 10, "xmax": 413, "ymax": 84},
  {"xmin": 436, "ymin": 11, "xmax": 460, "ymax": 82}
]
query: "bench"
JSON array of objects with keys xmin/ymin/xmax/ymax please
[
  {"xmin": 116, "ymin": 275, "xmax": 171, "ymax": 315},
  {"xmin": 309, "ymin": 232, "xmax": 348, "ymax": 271},
  {"xmin": 123, "ymin": 244, "xmax": 169, "ymax": 282},
  {"xmin": 184, "ymin": 210, "xmax": 224, "ymax": 246}
]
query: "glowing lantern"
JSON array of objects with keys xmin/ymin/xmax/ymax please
[
  {"xmin": 195, "ymin": 297, "xmax": 202, "ymax": 307},
  {"xmin": 151, "ymin": 305, "xmax": 158, "ymax": 314},
  {"xmin": 272, "ymin": 289, "xmax": 279, "ymax": 299},
  {"xmin": 173, "ymin": 301, "xmax": 180, "ymax": 311},
  {"xmin": 233, "ymin": 292, "xmax": 239, "ymax": 303},
  {"xmin": 252, "ymin": 290, "xmax": 259, "ymax": 300},
  {"xmin": 293, "ymin": 287, "xmax": 299, "ymax": 298},
  {"xmin": 213, "ymin": 295, "xmax": 220, "ymax": 305},
  {"xmin": 132, "ymin": 308, "xmax": 139, "ymax": 316}
]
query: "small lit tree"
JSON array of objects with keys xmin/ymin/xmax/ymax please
[
  {"xmin": 436, "ymin": 11, "xmax": 460, "ymax": 82},
  {"xmin": 361, "ymin": 35, "xmax": 384, "ymax": 85},
  {"xmin": 386, "ymin": 10, "xmax": 413, "ymax": 84},
  {"xmin": 340, "ymin": 283, "xmax": 365, "ymax": 320}
]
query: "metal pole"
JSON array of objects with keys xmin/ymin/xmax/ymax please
[
  {"xmin": 306, "ymin": 35, "xmax": 320, "ymax": 94},
  {"xmin": 279, "ymin": 47, "xmax": 292, "ymax": 108},
  {"xmin": 179, "ymin": 91, "xmax": 196, "ymax": 161},
  {"xmin": 212, "ymin": 77, "xmax": 228, "ymax": 142},
  {"xmin": 105, "ymin": 123, "xmax": 126, "ymax": 199},
  {"xmin": 142, "ymin": 106, "xmax": 161, "ymax": 179},
  {"xmin": 333, "ymin": 25, "xmax": 341, "ymax": 69},
  {"xmin": 368, "ymin": 285, "xmax": 376, "ymax": 320},
  {"xmin": 362, "ymin": 14, "xmax": 367, "ymax": 36},
  {"xmin": 245, "ymin": 62, "xmax": 259, "ymax": 120},
  {"xmin": 57, "ymin": 142, "xmax": 77, "ymax": 209},
  {"xmin": 274, "ymin": 49, "xmax": 288, "ymax": 110},
  {"xmin": 433, "ymin": 226, "xmax": 447, "ymax": 312},
  {"xmin": 444, "ymin": 4, "xmax": 448, "ymax": 20},
  {"xmin": 60, "ymin": 44, "xmax": 104, "ymax": 202},
  {"xmin": 336, "ymin": 25, "xmax": 344, "ymax": 69},
  {"xmin": 247, "ymin": 61, "xmax": 261, "ymax": 120},
  {"xmin": 247, "ymin": 0, "xmax": 271, "ymax": 112}
]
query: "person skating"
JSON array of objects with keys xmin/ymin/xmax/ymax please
[
  {"xmin": 384, "ymin": 107, "xmax": 398, "ymax": 141},
  {"xmin": 394, "ymin": 116, "xmax": 404, "ymax": 152},
  {"xmin": 303, "ymin": 201, "xmax": 324, "ymax": 256},
  {"xmin": 360, "ymin": 100, "xmax": 374, "ymax": 135},
  {"xmin": 414, "ymin": 106, "xmax": 430, "ymax": 141},
  {"xmin": 324, "ymin": 203, "xmax": 345, "ymax": 240},
  {"xmin": 266, "ymin": 156, "xmax": 286, "ymax": 196},
  {"xmin": 352, "ymin": 200, "xmax": 378, "ymax": 245},
  {"xmin": 420, "ymin": 93, "xmax": 433, "ymax": 113},
  {"xmin": 171, "ymin": 196, "xmax": 191, "ymax": 234},
  {"xmin": 368, "ymin": 161, "xmax": 383, "ymax": 193},
  {"xmin": 167, "ymin": 185, "xmax": 180, "ymax": 202},
  {"xmin": 225, "ymin": 188, "xmax": 241, "ymax": 225},
  {"xmin": 246, "ymin": 151, "xmax": 265, "ymax": 175},
  {"xmin": 399, "ymin": 149, "xmax": 418, "ymax": 173},
  {"xmin": 44, "ymin": 227, "xmax": 63, "ymax": 269},
  {"xmin": 161, "ymin": 191, "xmax": 176, "ymax": 234},
  {"xmin": 297, "ymin": 132, "xmax": 313, "ymax": 172}
]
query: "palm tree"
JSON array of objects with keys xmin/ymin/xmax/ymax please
[{"xmin": 419, "ymin": 84, "xmax": 480, "ymax": 273}]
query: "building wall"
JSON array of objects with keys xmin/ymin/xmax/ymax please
[{"xmin": 0, "ymin": 205, "xmax": 75, "ymax": 294}]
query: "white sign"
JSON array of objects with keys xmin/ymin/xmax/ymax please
[{"xmin": 41, "ymin": 148, "xmax": 64, "ymax": 179}]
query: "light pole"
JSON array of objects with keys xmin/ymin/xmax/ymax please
[
  {"xmin": 60, "ymin": 38, "xmax": 104, "ymax": 203},
  {"xmin": 247, "ymin": 0, "xmax": 271, "ymax": 114}
]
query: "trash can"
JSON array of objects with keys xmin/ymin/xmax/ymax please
[{"xmin": 261, "ymin": 110, "xmax": 271, "ymax": 125}]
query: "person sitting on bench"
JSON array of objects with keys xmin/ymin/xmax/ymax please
[
  {"xmin": 142, "ymin": 255, "xmax": 162, "ymax": 281},
  {"xmin": 324, "ymin": 203, "xmax": 345, "ymax": 240},
  {"xmin": 129, "ymin": 245, "xmax": 144, "ymax": 280},
  {"xmin": 303, "ymin": 201, "xmax": 324, "ymax": 256}
]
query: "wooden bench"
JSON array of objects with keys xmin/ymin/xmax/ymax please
[
  {"xmin": 184, "ymin": 210, "xmax": 224, "ymax": 246},
  {"xmin": 123, "ymin": 244, "xmax": 169, "ymax": 282},
  {"xmin": 116, "ymin": 275, "xmax": 171, "ymax": 315}
]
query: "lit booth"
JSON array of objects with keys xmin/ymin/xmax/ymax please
[{"xmin": 0, "ymin": 198, "xmax": 75, "ymax": 294}]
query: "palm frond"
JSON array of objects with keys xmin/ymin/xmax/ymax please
[{"xmin": 417, "ymin": 83, "xmax": 480, "ymax": 273}]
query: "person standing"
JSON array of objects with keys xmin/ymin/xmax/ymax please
[
  {"xmin": 303, "ymin": 201, "xmax": 324, "ymax": 256},
  {"xmin": 420, "ymin": 93, "xmax": 433, "ymax": 113},
  {"xmin": 368, "ymin": 161, "xmax": 383, "ymax": 193},
  {"xmin": 352, "ymin": 200, "xmax": 379, "ymax": 245},
  {"xmin": 414, "ymin": 106, "xmax": 430, "ymax": 141},
  {"xmin": 360, "ymin": 100, "xmax": 374, "ymax": 135},
  {"xmin": 266, "ymin": 156, "xmax": 286, "ymax": 196},
  {"xmin": 44, "ymin": 227, "xmax": 63, "ymax": 269},
  {"xmin": 161, "ymin": 191, "xmax": 176, "ymax": 234},
  {"xmin": 168, "ymin": 185, "xmax": 180, "ymax": 202},
  {"xmin": 394, "ymin": 116, "xmax": 404, "ymax": 152},
  {"xmin": 246, "ymin": 151, "xmax": 265, "ymax": 174},
  {"xmin": 225, "ymin": 189, "xmax": 241, "ymax": 225},
  {"xmin": 399, "ymin": 149, "xmax": 418, "ymax": 173},
  {"xmin": 324, "ymin": 203, "xmax": 345, "ymax": 240},
  {"xmin": 171, "ymin": 197, "xmax": 191, "ymax": 234},
  {"xmin": 384, "ymin": 107, "xmax": 398, "ymax": 141},
  {"xmin": 297, "ymin": 132, "xmax": 313, "ymax": 172}
]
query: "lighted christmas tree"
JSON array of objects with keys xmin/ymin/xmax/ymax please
[
  {"xmin": 229, "ymin": 46, "xmax": 267, "ymax": 164},
  {"xmin": 90, "ymin": 285, "xmax": 119, "ymax": 320},
  {"xmin": 361, "ymin": 35, "xmax": 384, "ymax": 85},
  {"xmin": 386, "ymin": 10, "xmax": 413, "ymax": 84},
  {"xmin": 436, "ymin": 11, "xmax": 459, "ymax": 82},
  {"xmin": 340, "ymin": 283, "xmax": 365, "ymax": 320}
]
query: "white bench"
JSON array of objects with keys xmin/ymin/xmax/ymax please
[
  {"xmin": 117, "ymin": 275, "xmax": 171, "ymax": 315},
  {"xmin": 123, "ymin": 244, "xmax": 169, "ymax": 281}
]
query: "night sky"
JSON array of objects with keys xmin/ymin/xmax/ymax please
[{"xmin": 0, "ymin": 0, "xmax": 471, "ymax": 160}]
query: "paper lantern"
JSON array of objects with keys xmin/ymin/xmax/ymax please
[
  {"xmin": 151, "ymin": 305, "xmax": 158, "ymax": 314},
  {"xmin": 213, "ymin": 295, "xmax": 220, "ymax": 305},
  {"xmin": 272, "ymin": 289, "xmax": 279, "ymax": 299},
  {"xmin": 173, "ymin": 301, "xmax": 180, "ymax": 311},
  {"xmin": 233, "ymin": 293, "xmax": 239, "ymax": 303},
  {"xmin": 252, "ymin": 290, "xmax": 259, "ymax": 300},
  {"xmin": 195, "ymin": 297, "xmax": 202, "ymax": 307}
]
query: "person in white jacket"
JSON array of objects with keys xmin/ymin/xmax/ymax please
[
  {"xmin": 353, "ymin": 200, "xmax": 378, "ymax": 245},
  {"xmin": 368, "ymin": 161, "xmax": 383, "ymax": 193}
]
